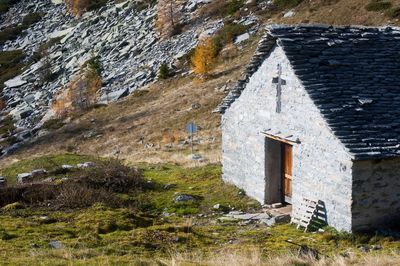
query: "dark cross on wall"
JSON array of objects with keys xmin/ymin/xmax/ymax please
[{"xmin": 272, "ymin": 64, "xmax": 286, "ymax": 113}]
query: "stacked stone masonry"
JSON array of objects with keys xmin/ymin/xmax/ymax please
[{"xmin": 220, "ymin": 25, "xmax": 400, "ymax": 232}]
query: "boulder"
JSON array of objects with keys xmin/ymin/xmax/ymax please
[
  {"xmin": 77, "ymin": 162, "xmax": 96, "ymax": 168},
  {"xmin": 49, "ymin": 240, "xmax": 63, "ymax": 249},
  {"xmin": 235, "ymin": 33, "xmax": 250, "ymax": 44},
  {"xmin": 51, "ymin": 0, "xmax": 63, "ymax": 4},
  {"xmin": 17, "ymin": 173, "xmax": 33, "ymax": 183},
  {"xmin": 31, "ymin": 169, "xmax": 48, "ymax": 178},
  {"xmin": 0, "ymin": 176, "xmax": 7, "ymax": 187},
  {"xmin": 4, "ymin": 77, "xmax": 27, "ymax": 88},
  {"xmin": 99, "ymin": 88, "xmax": 129, "ymax": 103},
  {"xmin": 175, "ymin": 194, "xmax": 196, "ymax": 202}
]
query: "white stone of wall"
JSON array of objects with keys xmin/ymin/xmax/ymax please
[
  {"xmin": 352, "ymin": 158, "xmax": 400, "ymax": 230},
  {"xmin": 222, "ymin": 45, "xmax": 354, "ymax": 231}
]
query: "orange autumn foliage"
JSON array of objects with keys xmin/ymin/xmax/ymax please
[
  {"xmin": 191, "ymin": 37, "xmax": 217, "ymax": 76},
  {"xmin": 156, "ymin": 0, "xmax": 182, "ymax": 40},
  {"xmin": 0, "ymin": 98, "xmax": 6, "ymax": 110},
  {"xmin": 65, "ymin": 0, "xmax": 90, "ymax": 17},
  {"xmin": 52, "ymin": 67, "xmax": 101, "ymax": 118}
]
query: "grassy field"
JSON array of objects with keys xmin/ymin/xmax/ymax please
[{"xmin": 0, "ymin": 155, "xmax": 400, "ymax": 265}]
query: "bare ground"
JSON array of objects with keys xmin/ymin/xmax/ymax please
[{"xmin": 272, "ymin": 0, "xmax": 400, "ymax": 26}]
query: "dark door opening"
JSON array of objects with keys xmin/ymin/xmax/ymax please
[{"xmin": 265, "ymin": 137, "xmax": 293, "ymax": 205}]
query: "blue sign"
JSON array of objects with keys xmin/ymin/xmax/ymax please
[{"xmin": 186, "ymin": 122, "xmax": 198, "ymax": 134}]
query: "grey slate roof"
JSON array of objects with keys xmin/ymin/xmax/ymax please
[{"xmin": 216, "ymin": 24, "xmax": 400, "ymax": 160}]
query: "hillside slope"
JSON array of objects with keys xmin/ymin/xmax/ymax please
[
  {"xmin": 1, "ymin": 0, "xmax": 400, "ymax": 166},
  {"xmin": 273, "ymin": 0, "xmax": 400, "ymax": 26}
]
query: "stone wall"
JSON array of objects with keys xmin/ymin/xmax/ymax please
[
  {"xmin": 222, "ymin": 45, "xmax": 354, "ymax": 231},
  {"xmin": 352, "ymin": 158, "xmax": 400, "ymax": 231}
]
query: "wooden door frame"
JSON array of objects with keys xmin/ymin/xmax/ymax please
[
  {"xmin": 264, "ymin": 134, "xmax": 295, "ymax": 205},
  {"xmin": 281, "ymin": 143, "xmax": 293, "ymax": 204}
]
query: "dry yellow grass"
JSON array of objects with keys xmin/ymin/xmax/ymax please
[
  {"xmin": 166, "ymin": 249, "xmax": 400, "ymax": 266},
  {"xmin": 272, "ymin": 0, "xmax": 400, "ymax": 26},
  {"xmin": 7, "ymin": 248, "xmax": 400, "ymax": 265}
]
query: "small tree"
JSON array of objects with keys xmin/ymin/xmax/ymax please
[
  {"xmin": 158, "ymin": 63, "xmax": 170, "ymax": 79},
  {"xmin": 65, "ymin": 0, "xmax": 90, "ymax": 17},
  {"xmin": 69, "ymin": 67, "xmax": 102, "ymax": 112},
  {"xmin": 52, "ymin": 59, "xmax": 102, "ymax": 118},
  {"xmin": 52, "ymin": 89, "xmax": 72, "ymax": 118},
  {"xmin": 191, "ymin": 37, "xmax": 217, "ymax": 76},
  {"xmin": 39, "ymin": 50, "xmax": 55, "ymax": 84},
  {"xmin": 156, "ymin": 0, "xmax": 182, "ymax": 40}
]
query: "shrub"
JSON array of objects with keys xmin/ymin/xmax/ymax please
[
  {"xmin": 0, "ymin": 12, "xmax": 42, "ymax": 45},
  {"xmin": 42, "ymin": 118, "xmax": 65, "ymax": 131},
  {"xmin": 0, "ymin": 229, "xmax": 16, "ymax": 240},
  {"xmin": 213, "ymin": 23, "xmax": 249, "ymax": 53},
  {"xmin": 132, "ymin": 0, "xmax": 156, "ymax": 11},
  {"xmin": 22, "ymin": 12, "xmax": 42, "ymax": 27},
  {"xmin": 365, "ymin": 0, "xmax": 392, "ymax": 11},
  {"xmin": 0, "ymin": 184, "xmax": 58, "ymax": 207},
  {"xmin": 222, "ymin": 0, "xmax": 244, "ymax": 16},
  {"xmin": 85, "ymin": 56, "xmax": 103, "ymax": 75},
  {"xmin": 0, "ymin": 97, "xmax": 6, "ymax": 110},
  {"xmin": 274, "ymin": 0, "xmax": 303, "ymax": 9},
  {"xmin": 0, "ymin": 116, "xmax": 15, "ymax": 136},
  {"xmin": 198, "ymin": 0, "xmax": 244, "ymax": 18},
  {"xmin": 0, "ymin": 0, "xmax": 20, "ymax": 15},
  {"xmin": 56, "ymin": 183, "xmax": 115, "ymax": 208},
  {"xmin": 0, "ymin": 25, "xmax": 24, "ymax": 44},
  {"xmin": 39, "ymin": 52, "xmax": 59, "ymax": 84},
  {"xmin": 155, "ymin": 0, "xmax": 182, "ymax": 39},
  {"xmin": 0, "ymin": 50, "xmax": 26, "ymax": 82},
  {"xmin": 132, "ymin": 89, "xmax": 149, "ymax": 98},
  {"xmin": 386, "ymin": 7, "xmax": 400, "ymax": 17},
  {"xmin": 37, "ymin": 36, "xmax": 63, "ymax": 55},
  {"xmin": 76, "ymin": 160, "xmax": 146, "ymax": 193},
  {"xmin": 52, "ymin": 62, "xmax": 102, "ymax": 118},
  {"xmin": 158, "ymin": 63, "xmax": 171, "ymax": 79},
  {"xmin": 65, "ymin": 0, "xmax": 108, "ymax": 17},
  {"xmin": 191, "ymin": 37, "xmax": 217, "ymax": 76}
]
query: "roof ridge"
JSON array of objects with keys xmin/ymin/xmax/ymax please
[{"xmin": 266, "ymin": 24, "xmax": 400, "ymax": 31}]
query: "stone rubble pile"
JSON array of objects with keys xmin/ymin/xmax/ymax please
[
  {"xmin": 0, "ymin": 0, "xmax": 226, "ymax": 155},
  {"xmin": 218, "ymin": 210, "xmax": 291, "ymax": 226}
]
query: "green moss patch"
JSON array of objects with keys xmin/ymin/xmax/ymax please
[
  {"xmin": 386, "ymin": 6, "xmax": 400, "ymax": 17},
  {"xmin": 1, "ymin": 155, "xmax": 400, "ymax": 264},
  {"xmin": 365, "ymin": 0, "xmax": 392, "ymax": 12},
  {"xmin": 0, "ymin": 0, "xmax": 20, "ymax": 15},
  {"xmin": 213, "ymin": 22, "xmax": 249, "ymax": 52},
  {"xmin": 0, "ymin": 49, "xmax": 27, "ymax": 90},
  {"xmin": 137, "ymin": 164, "xmax": 260, "ymax": 215},
  {"xmin": 0, "ymin": 115, "xmax": 15, "ymax": 136},
  {"xmin": 274, "ymin": 0, "xmax": 303, "ymax": 9},
  {"xmin": 0, "ymin": 154, "xmax": 98, "ymax": 184}
]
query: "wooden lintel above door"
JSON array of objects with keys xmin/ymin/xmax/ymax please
[{"xmin": 261, "ymin": 132, "xmax": 299, "ymax": 145}]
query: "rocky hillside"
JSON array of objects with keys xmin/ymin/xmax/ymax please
[{"xmin": 0, "ymin": 0, "xmax": 400, "ymax": 163}]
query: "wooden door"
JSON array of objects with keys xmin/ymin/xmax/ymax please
[{"xmin": 282, "ymin": 144, "xmax": 293, "ymax": 202}]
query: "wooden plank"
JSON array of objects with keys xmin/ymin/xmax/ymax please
[
  {"xmin": 294, "ymin": 211, "xmax": 314, "ymax": 219},
  {"xmin": 262, "ymin": 132, "xmax": 298, "ymax": 145},
  {"xmin": 292, "ymin": 197, "xmax": 319, "ymax": 232},
  {"xmin": 283, "ymin": 144, "xmax": 293, "ymax": 198}
]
